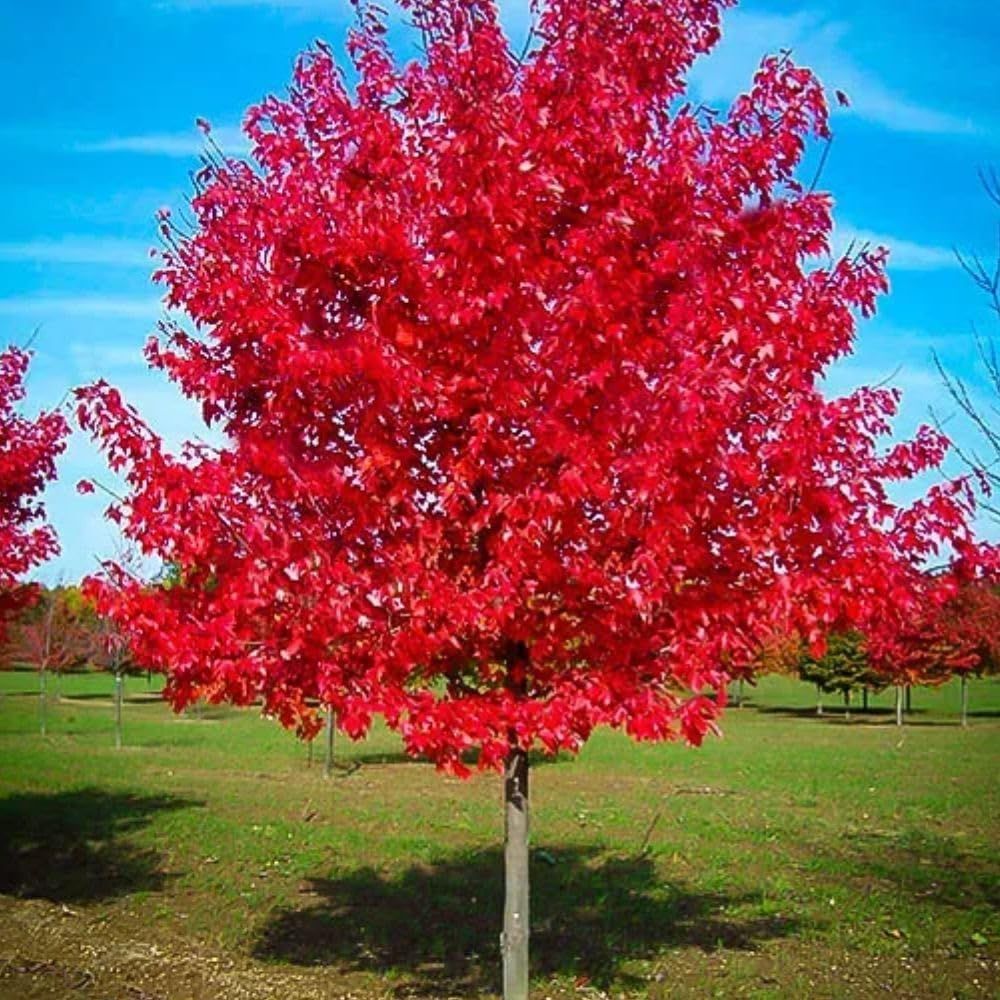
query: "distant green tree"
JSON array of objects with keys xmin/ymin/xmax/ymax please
[{"xmin": 798, "ymin": 631, "xmax": 885, "ymax": 718}]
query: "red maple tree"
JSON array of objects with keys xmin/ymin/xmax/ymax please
[
  {"xmin": 869, "ymin": 553, "xmax": 1000, "ymax": 724},
  {"xmin": 2, "ymin": 586, "xmax": 92, "ymax": 735},
  {"xmin": 77, "ymin": 1, "xmax": 980, "ymax": 993},
  {"xmin": 0, "ymin": 348, "xmax": 68, "ymax": 643}
]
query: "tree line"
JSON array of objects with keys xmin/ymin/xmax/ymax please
[{"xmin": 751, "ymin": 571, "xmax": 1000, "ymax": 726}]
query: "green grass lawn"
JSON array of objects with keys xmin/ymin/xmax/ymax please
[{"xmin": 0, "ymin": 668, "xmax": 997, "ymax": 999}]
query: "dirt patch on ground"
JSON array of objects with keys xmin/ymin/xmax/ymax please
[
  {"xmin": 1, "ymin": 895, "xmax": 997, "ymax": 1000},
  {"xmin": 0, "ymin": 897, "xmax": 383, "ymax": 1000}
]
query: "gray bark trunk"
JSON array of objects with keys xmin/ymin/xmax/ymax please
[
  {"xmin": 736, "ymin": 677, "xmax": 744, "ymax": 708},
  {"xmin": 114, "ymin": 673, "xmax": 123, "ymax": 750},
  {"xmin": 961, "ymin": 674, "xmax": 969, "ymax": 728},
  {"xmin": 502, "ymin": 745, "xmax": 530, "ymax": 1000},
  {"xmin": 895, "ymin": 685, "xmax": 903, "ymax": 727},
  {"xmin": 843, "ymin": 688, "xmax": 851, "ymax": 721},
  {"xmin": 905, "ymin": 685, "xmax": 912, "ymax": 714},
  {"xmin": 862, "ymin": 687, "xmax": 869, "ymax": 712},
  {"xmin": 816, "ymin": 684, "xmax": 823, "ymax": 717},
  {"xmin": 323, "ymin": 706, "xmax": 336, "ymax": 779}
]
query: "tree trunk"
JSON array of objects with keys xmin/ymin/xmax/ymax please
[
  {"xmin": 862, "ymin": 687, "xmax": 869, "ymax": 712},
  {"xmin": 502, "ymin": 744, "xmax": 530, "ymax": 1000},
  {"xmin": 114, "ymin": 673, "xmax": 124, "ymax": 750},
  {"xmin": 39, "ymin": 668, "xmax": 47, "ymax": 736},
  {"xmin": 961, "ymin": 674, "xmax": 969, "ymax": 728},
  {"xmin": 905, "ymin": 685, "xmax": 912, "ymax": 714},
  {"xmin": 323, "ymin": 705, "xmax": 336, "ymax": 779},
  {"xmin": 895, "ymin": 685, "xmax": 903, "ymax": 727},
  {"xmin": 736, "ymin": 677, "xmax": 744, "ymax": 708},
  {"xmin": 816, "ymin": 684, "xmax": 823, "ymax": 717},
  {"xmin": 843, "ymin": 688, "xmax": 851, "ymax": 722}
]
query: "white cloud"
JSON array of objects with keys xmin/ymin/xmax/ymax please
[
  {"xmin": 833, "ymin": 225, "xmax": 957, "ymax": 272},
  {"xmin": 823, "ymin": 359, "xmax": 942, "ymax": 404},
  {"xmin": 69, "ymin": 340, "xmax": 151, "ymax": 374},
  {"xmin": 75, "ymin": 125, "xmax": 248, "ymax": 158},
  {"xmin": 157, "ymin": 0, "xmax": 333, "ymax": 7},
  {"xmin": 160, "ymin": 0, "xmax": 529, "ymax": 15},
  {"xmin": 0, "ymin": 237, "xmax": 153, "ymax": 269},
  {"xmin": 824, "ymin": 352, "xmax": 1000, "ymax": 544},
  {"xmin": 0, "ymin": 296, "xmax": 164, "ymax": 320},
  {"xmin": 156, "ymin": 0, "xmax": 537, "ymax": 45},
  {"xmin": 690, "ymin": 9, "xmax": 979, "ymax": 138}
]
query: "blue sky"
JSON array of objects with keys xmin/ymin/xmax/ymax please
[{"xmin": 2, "ymin": 0, "xmax": 998, "ymax": 582}]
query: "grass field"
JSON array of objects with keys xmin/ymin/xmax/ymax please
[{"xmin": 0, "ymin": 668, "xmax": 997, "ymax": 999}]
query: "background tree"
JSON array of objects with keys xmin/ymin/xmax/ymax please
[
  {"xmin": 796, "ymin": 631, "xmax": 885, "ymax": 719},
  {"xmin": 78, "ymin": 1, "xmax": 979, "ymax": 995},
  {"xmin": 933, "ymin": 168, "xmax": 1000, "ymax": 523},
  {"xmin": 749, "ymin": 630, "xmax": 805, "ymax": 705},
  {"xmin": 0, "ymin": 347, "xmax": 68, "ymax": 643},
  {"xmin": 84, "ymin": 547, "xmax": 153, "ymax": 748},
  {"xmin": 868, "ymin": 552, "xmax": 999, "ymax": 726},
  {"xmin": 2, "ymin": 585, "xmax": 90, "ymax": 735},
  {"xmin": 88, "ymin": 615, "xmax": 133, "ymax": 750},
  {"xmin": 940, "ymin": 581, "xmax": 1000, "ymax": 725},
  {"xmin": 929, "ymin": 169, "xmax": 1000, "ymax": 723},
  {"xmin": 874, "ymin": 567, "xmax": 1000, "ymax": 727},
  {"xmin": 753, "ymin": 632, "xmax": 804, "ymax": 680}
]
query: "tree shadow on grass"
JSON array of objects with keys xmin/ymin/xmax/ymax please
[
  {"xmin": 832, "ymin": 829, "xmax": 999, "ymax": 912},
  {"xmin": 341, "ymin": 748, "xmax": 575, "ymax": 770},
  {"xmin": 254, "ymin": 846, "xmax": 801, "ymax": 995},
  {"xmin": 754, "ymin": 705, "xmax": 950, "ymax": 726},
  {"xmin": 57, "ymin": 691, "xmax": 163, "ymax": 704},
  {"xmin": 0, "ymin": 788, "xmax": 199, "ymax": 904},
  {"xmin": 754, "ymin": 704, "xmax": 882, "ymax": 718},
  {"xmin": 757, "ymin": 703, "xmax": 1000, "ymax": 723}
]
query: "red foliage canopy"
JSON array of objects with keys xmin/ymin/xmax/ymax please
[
  {"xmin": 869, "ymin": 552, "xmax": 1000, "ymax": 687},
  {"xmin": 80, "ymin": 0, "xmax": 977, "ymax": 772},
  {"xmin": 0, "ymin": 348, "xmax": 68, "ymax": 640}
]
